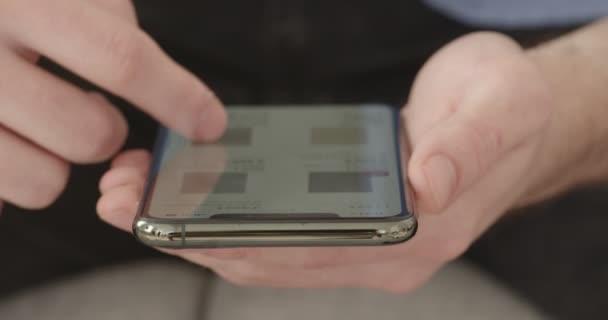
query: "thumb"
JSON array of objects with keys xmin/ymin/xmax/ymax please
[{"xmin": 406, "ymin": 70, "xmax": 553, "ymax": 214}]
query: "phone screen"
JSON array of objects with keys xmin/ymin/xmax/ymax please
[{"xmin": 141, "ymin": 105, "xmax": 407, "ymax": 220}]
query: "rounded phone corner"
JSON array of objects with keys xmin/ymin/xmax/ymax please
[
  {"xmin": 132, "ymin": 219, "xmax": 184, "ymax": 248},
  {"xmin": 379, "ymin": 215, "xmax": 418, "ymax": 245}
]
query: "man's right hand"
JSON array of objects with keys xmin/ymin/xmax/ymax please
[{"xmin": 0, "ymin": 0, "xmax": 226, "ymax": 209}]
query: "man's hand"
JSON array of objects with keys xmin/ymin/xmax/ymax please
[
  {"xmin": 98, "ymin": 25, "xmax": 607, "ymax": 292},
  {"xmin": 0, "ymin": 0, "xmax": 226, "ymax": 209}
]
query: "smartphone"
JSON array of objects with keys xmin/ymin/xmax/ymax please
[{"xmin": 133, "ymin": 104, "xmax": 417, "ymax": 248}]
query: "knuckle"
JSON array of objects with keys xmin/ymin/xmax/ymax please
[
  {"xmin": 102, "ymin": 28, "xmax": 146, "ymax": 88},
  {"xmin": 474, "ymin": 56, "xmax": 530, "ymax": 108},
  {"xmin": 22, "ymin": 159, "xmax": 70, "ymax": 209},
  {"xmin": 483, "ymin": 65, "xmax": 521, "ymax": 99},
  {"xmin": 79, "ymin": 108, "xmax": 125, "ymax": 161},
  {"xmin": 458, "ymin": 32, "xmax": 523, "ymax": 69}
]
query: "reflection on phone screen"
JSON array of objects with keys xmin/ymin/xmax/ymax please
[{"xmin": 144, "ymin": 105, "xmax": 406, "ymax": 219}]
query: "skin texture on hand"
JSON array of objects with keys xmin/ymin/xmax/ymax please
[
  {"xmin": 520, "ymin": 18, "xmax": 608, "ymax": 204},
  {"xmin": 97, "ymin": 31, "xmax": 583, "ymax": 292},
  {"xmin": 0, "ymin": 0, "xmax": 226, "ymax": 209}
]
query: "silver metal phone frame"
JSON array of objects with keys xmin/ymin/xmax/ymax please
[
  {"xmin": 133, "ymin": 105, "xmax": 418, "ymax": 248},
  {"xmin": 134, "ymin": 215, "xmax": 417, "ymax": 248}
]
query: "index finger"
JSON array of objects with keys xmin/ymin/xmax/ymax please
[{"xmin": 1, "ymin": 0, "xmax": 226, "ymax": 141}]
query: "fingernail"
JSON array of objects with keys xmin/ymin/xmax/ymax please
[
  {"xmin": 196, "ymin": 94, "xmax": 227, "ymax": 141},
  {"xmin": 422, "ymin": 154, "xmax": 458, "ymax": 210}
]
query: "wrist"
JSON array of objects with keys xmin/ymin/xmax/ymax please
[{"xmin": 519, "ymin": 20, "xmax": 608, "ymax": 205}]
